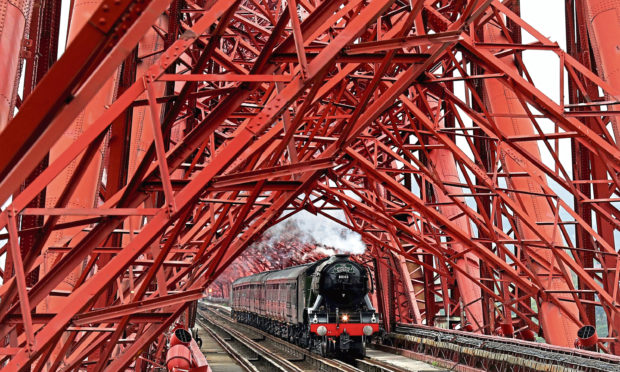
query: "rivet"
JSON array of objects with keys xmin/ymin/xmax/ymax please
[{"xmin": 98, "ymin": 17, "xmax": 106, "ymax": 25}]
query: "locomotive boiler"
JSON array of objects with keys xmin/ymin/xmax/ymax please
[{"xmin": 231, "ymin": 255, "xmax": 380, "ymax": 357}]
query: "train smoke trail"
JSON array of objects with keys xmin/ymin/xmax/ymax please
[{"xmin": 266, "ymin": 210, "xmax": 366, "ymax": 255}]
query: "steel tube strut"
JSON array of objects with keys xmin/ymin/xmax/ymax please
[
  {"xmin": 40, "ymin": 0, "xmax": 120, "ymax": 314},
  {"xmin": 427, "ymin": 100, "xmax": 484, "ymax": 330},
  {"xmin": 0, "ymin": 0, "xmax": 31, "ymax": 130},
  {"xmin": 581, "ymin": 0, "xmax": 620, "ymax": 353},
  {"xmin": 482, "ymin": 25, "xmax": 580, "ymax": 347},
  {"xmin": 583, "ymin": 0, "xmax": 620, "ymax": 141}
]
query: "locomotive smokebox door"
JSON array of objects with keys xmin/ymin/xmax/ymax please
[{"xmin": 317, "ymin": 255, "xmax": 369, "ymax": 307}]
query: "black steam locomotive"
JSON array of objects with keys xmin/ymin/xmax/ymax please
[{"xmin": 231, "ymin": 255, "xmax": 380, "ymax": 356}]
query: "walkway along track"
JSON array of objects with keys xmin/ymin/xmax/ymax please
[
  {"xmin": 389, "ymin": 324, "xmax": 620, "ymax": 372},
  {"xmin": 197, "ymin": 309, "xmax": 303, "ymax": 371},
  {"xmin": 196, "ymin": 316, "xmax": 258, "ymax": 372},
  {"xmin": 196, "ymin": 305, "xmax": 434, "ymax": 372}
]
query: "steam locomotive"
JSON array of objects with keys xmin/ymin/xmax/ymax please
[{"xmin": 231, "ymin": 255, "xmax": 380, "ymax": 357}]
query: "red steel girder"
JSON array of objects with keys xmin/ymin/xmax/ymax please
[{"xmin": 0, "ymin": 0, "xmax": 619, "ymax": 369}]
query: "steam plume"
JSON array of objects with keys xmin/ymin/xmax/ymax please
[{"xmin": 266, "ymin": 210, "xmax": 366, "ymax": 255}]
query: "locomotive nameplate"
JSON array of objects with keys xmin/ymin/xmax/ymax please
[{"xmin": 333, "ymin": 264, "xmax": 355, "ymax": 273}]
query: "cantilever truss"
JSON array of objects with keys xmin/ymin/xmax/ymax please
[{"xmin": 0, "ymin": 0, "xmax": 619, "ymax": 369}]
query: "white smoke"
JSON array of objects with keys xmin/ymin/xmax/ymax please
[
  {"xmin": 266, "ymin": 210, "xmax": 367, "ymax": 255},
  {"xmin": 313, "ymin": 246, "xmax": 337, "ymax": 256}
]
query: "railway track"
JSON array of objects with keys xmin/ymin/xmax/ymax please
[
  {"xmin": 197, "ymin": 304, "xmax": 441, "ymax": 372},
  {"xmin": 202, "ymin": 302, "xmax": 620, "ymax": 372},
  {"xmin": 197, "ymin": 318, "xmax": 259, "ymax": 372}
]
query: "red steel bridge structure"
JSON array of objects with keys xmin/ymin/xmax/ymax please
[{"xmin": 0, "ymin": 0, "xmax": 619, "ymax": 370}]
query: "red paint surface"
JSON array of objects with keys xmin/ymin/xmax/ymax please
[
  {"xmin": 0, "ymin": 1, "xmax": 619, "ymax": 369},
  {"xmin": 310, "ymin": 323, "xmax": 380, "ymax": 337}
]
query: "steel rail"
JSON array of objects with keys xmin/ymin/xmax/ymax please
[
  {"xmin": 194, "ymin": 316, "xmax": 262, "ymax": 372},
  {"xmin": 198, "ymin": 308, "xmax": 308, "ymax": 372}
]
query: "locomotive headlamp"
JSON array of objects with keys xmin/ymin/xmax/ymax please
[{"xmin": 341, "ymin": 314, "xmax": 349, "ymax": 322}]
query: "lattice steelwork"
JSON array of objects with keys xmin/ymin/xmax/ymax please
[{"xmin": 0, "ymin": 0, "xmax": 618, "ymax": 370}]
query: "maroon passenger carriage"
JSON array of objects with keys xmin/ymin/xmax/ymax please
[{"xmin": 231, "ymin": 255, "xmax": 380, "ymax": 357}]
